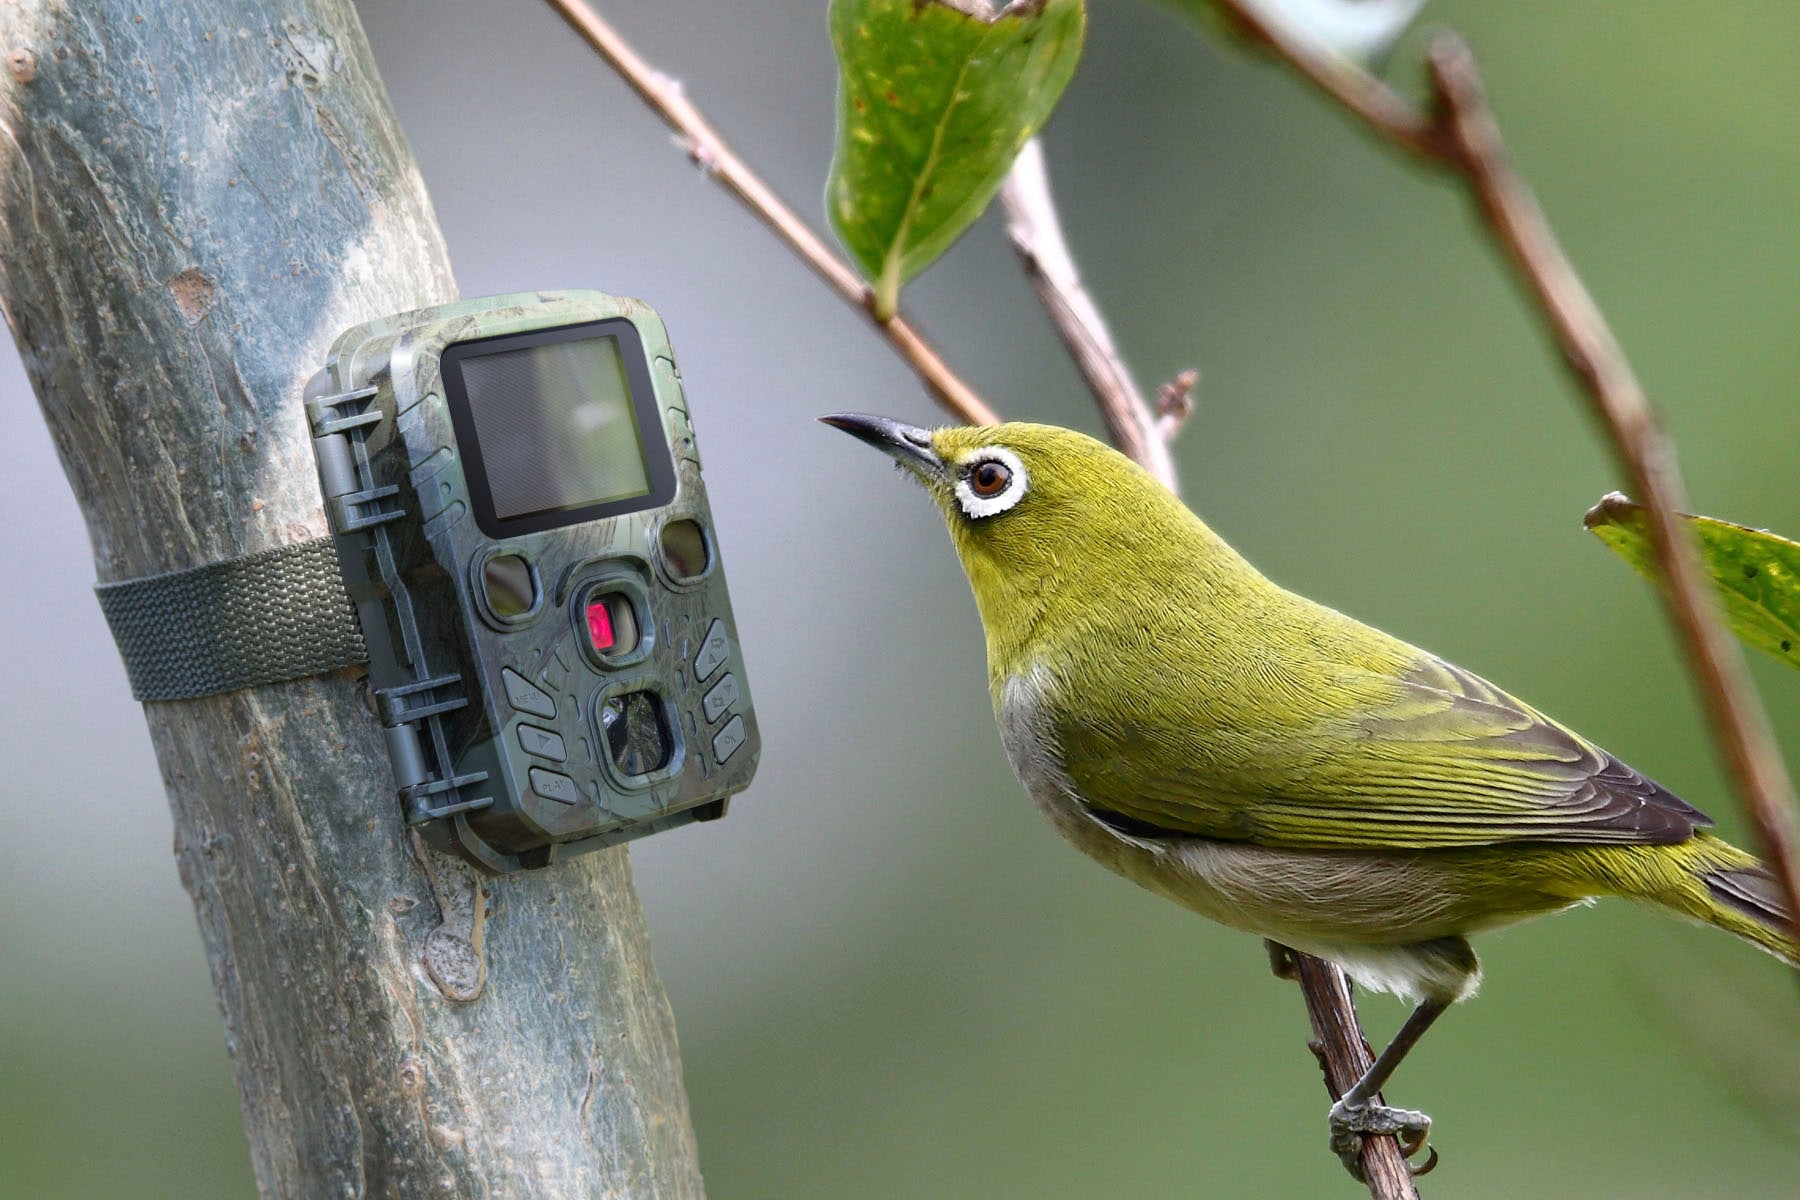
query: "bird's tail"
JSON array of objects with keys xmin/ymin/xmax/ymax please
[{"xmin": 1586, "ymin": 834, "xmax": 1798, "ymax": 966}]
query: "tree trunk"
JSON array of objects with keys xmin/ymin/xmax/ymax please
[{"xmin": 0, "ymin": 1, "xmax": 704, "ymax": 1195}]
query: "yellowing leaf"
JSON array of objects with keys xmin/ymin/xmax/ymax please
[{"xmin": 827, "ymin": 0, "xmax": 1085, "ymax": 318}]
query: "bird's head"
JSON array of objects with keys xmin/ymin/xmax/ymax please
[{"xmin": 821, "ymin": 414, "xmax": 1214, "ymax": 665}]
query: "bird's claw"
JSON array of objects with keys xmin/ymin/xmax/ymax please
[{"xmin": 1327, "ymin": 1098, "xmax": 1436, "ymax": 1180}]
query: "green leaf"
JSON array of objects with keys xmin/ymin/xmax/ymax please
[
  {"xmin": 1585, "ymin": 492, "xmax": 1800, "ymax": 669},
  {"xmin": 827, "ymin": 0, "xmax": 1085, "ymax": 318}
]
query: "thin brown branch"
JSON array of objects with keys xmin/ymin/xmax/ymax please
[
  {"xmin": 1217, "ymin": 0, "xmax": 1447, "ymax": 160},
  {"xmin": 1213, "ymin": 1, "xmax": 1800, "ymax": 940},
  {"xmin": 1418, "ymin": 35, "xmax": 1800, "ymax": 935},
  {"xmin": 1000, "ymin": 124, "xmax": 1409, "ymax": 1194},
  {"xmin": 998, "ymin": 139, "xmax": 1179, "ymax": 490},
  {"xmin": 1289, "ymin": 952, "xmax": 1425, "ymax": 1198},
  {"xmin": 1209, "ymin": 1, "xmax": 1800, "ymax": 1183},
  {"xmin": 540, "ymin": 0, "xmax": 998, "ymax": 426}
]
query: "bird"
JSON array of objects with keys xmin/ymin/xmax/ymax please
[{"xmin": 821, "ymin": 412, "xmax": 1797, "ymax": 1175}]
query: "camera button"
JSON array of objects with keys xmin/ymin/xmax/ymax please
[
  {"xmin": 517, "ymin": 724, "xmax": 567, "ymax": 763},
  {"xmin": 712, "ymin": 714, "xmax": 747, "ymax": 764},
  {"xmin": 694, "ymin": 619, "xmax": 730, "ymax": 681},
  {"xmin": 502, "ymin": 667, "xmax": 557, "ymax": 719},
  {"xmin": 529, "ymin": 767, "xmax": 581, "ymax": 805},
  {"xmin": 702, "ymin": 673, "xmax": 738, "ymax": 723}
]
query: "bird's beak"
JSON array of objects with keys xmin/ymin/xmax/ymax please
[{"xmin": 819, "ymin": 413, "xmax": 947, "ymax": 483}]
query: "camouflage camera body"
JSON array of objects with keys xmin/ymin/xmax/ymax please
[{"xmin": 305, "ymin": 290, "xmax": 758, "ymax": 873}]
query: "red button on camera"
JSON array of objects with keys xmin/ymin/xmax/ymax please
[
  {"xmin": 586, "ymin": 598, "xmax": 615, "ymax": 652},
  {"xmin": 583, "ymin": 591, "xmax": 641, "ymax": 658}
]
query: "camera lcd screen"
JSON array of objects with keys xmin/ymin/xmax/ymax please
[
  {"xmin": 459, "ymin": 335, "xmax": 650, "ymax": 517},
  {"xmin": 442, "ymin": 320, "xmax": 677, "ymax": 536}
]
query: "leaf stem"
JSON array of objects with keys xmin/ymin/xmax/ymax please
[
  {"xmin": 875, "ymin": 257, "xmax": 902, "ymax": 324},
  {"xmin": 539, "ymin": 0, "xmax": 997, "ymax": 425}
]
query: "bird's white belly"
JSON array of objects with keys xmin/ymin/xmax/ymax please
[{"xmin": 996, "ymin": 666, "xmax": 1498, "ymax": 999}]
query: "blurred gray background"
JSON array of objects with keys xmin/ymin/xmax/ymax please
[{"xmin": 5, "ymin": 0, "xmax": 1800, "ymax": 1195}]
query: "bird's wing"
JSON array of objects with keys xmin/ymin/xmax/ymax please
[{"xmin": 1060, "ymin": 653, "xmax": 1713, "ymax": 851}]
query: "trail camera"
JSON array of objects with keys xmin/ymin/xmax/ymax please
[{"xmin": 304, "ymin": 291, "xmax": 759, "ymax": 873}]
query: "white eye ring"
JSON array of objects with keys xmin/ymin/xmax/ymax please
[{"xmin": 953, "ymin": 447, "xmax": 1029, "ymax": 519}]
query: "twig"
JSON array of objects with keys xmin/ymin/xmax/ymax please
[
  {"xmin": 1213, "ymin": 0, "xmax": 1800, "ymax": 947},
  {"xmin": 1209, "ymin": 4, "xmax": 1800, "ymax": 1185},
  {"xmin": 1156, "ymin": 369, "xmax": 1199, "ymax": 441},
  {"xmin": 998, "ymin": 140, "xmax": 1180, "ymax": 490},
  {"xmin": 1420, "ymin": 38, "xmax": 1800, "ymax": 936},
  {"xmin": 539, "ymin": 0, "xmax": 997, "ymax": 426},
  {"xmin": 1290, "ymin": 952, "xmax": 1425, "ymax": 1198},
  {"xmin": 1217, "ymin": 0, "xmax": 1446, "ymax": 160},
  {"xmin": 998, "ymin": 81, "xmax": 1409, "ymax": 1200}
]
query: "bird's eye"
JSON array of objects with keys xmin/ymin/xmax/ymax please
[
  {"xmin": 970, "ymin": 460, "xmax": 1012, "ymax": 498},
  {"xmin": 952, "ymin": 448, "xmax": 1028, "ymax": 520}
]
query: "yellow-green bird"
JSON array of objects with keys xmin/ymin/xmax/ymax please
[{"xmin": 822, "ymin": 413, "xmax": 1797, "ymax": 1172}]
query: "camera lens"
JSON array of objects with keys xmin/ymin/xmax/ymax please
[{"xmin": 599, "ymin": 691, "xmax": 672, "ymax": 776}]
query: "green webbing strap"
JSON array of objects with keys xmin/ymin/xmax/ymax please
[{"xmin": 96, "ymin": 536, "xmax": 368, "ymax": 701}]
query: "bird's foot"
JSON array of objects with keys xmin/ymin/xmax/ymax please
[{"xmin": 1327, "ymin": 1098, "xmax": 1436, "ymax": 1180}]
